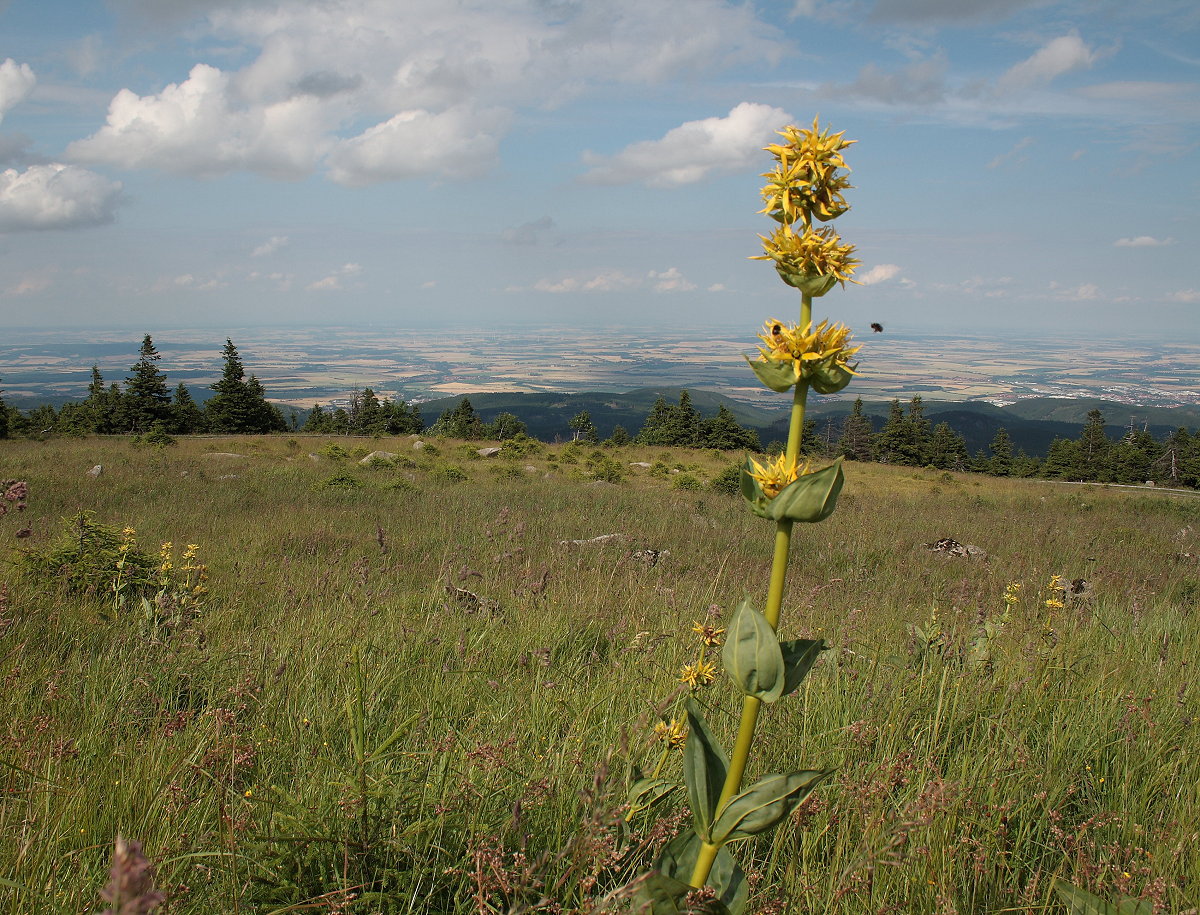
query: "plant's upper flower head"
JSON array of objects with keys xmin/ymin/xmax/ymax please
[
  {"xmin": 752, "ymin": 223, "xmax": 860, "ymax": 293},
  {"xmin": 759, "ymin": 117, "xmax": 855, "ymax": 228},
  {"xmin": 757, "ymin": 318, "xmax": 860, "ymax": 380},
  {"xmin": 747, "ymin": 453, "xmax": 809, "ymax": 500}
]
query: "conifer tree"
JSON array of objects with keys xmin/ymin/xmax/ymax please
[
  {"xmin": 431, "ymin": 397, "xmax": 483, "ymax": 438},
  {"xmin": 124, "ymin": 335, "xmax": 172, "ymax": 432},
  {"xmin": 989, "ymin": 427, "xmax": 1014, "ymax": 476},
  {"xmin": 700, "ymin": 404, "xmax": 761, "ymax": 451},
  {"xmin": 927, "ymin": 421, "xmax": 968, "ymax": 470},
  {"xmin": 1078, "ymin": 408, "xmax": 1112, "ymax": 481},
  {"xmin": 0, "ymin": 379, "xmax": 8, "ymax": 439},
  {"xmin": 837, "ymin": 397, "xmax": 874, "ymax": 461},
  {"xmin": 171, "ymin": 383, "xmax": 206, "ymax": 434}
]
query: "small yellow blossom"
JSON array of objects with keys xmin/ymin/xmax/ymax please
[
  {"xmin": 1044, "ymin": 597, "xmax": 1065, "ymax": 610},
  {"xmin": 679, "ymin": 660, "xmax": 718, "ymax": 689},
  {"xmin": 748, "ymin": 453, "xmax": 808, "ymax": 500},
  {"xmin": 756, "ymin": 318, "xmax": 860, "ymax": 382},
  {"xmin": 653, "ymin": 719, "xmax": 687, "ymax": 749},
  {"xmin": 691, "ymin": 621, "xmax": 725, "ymax": 647},
  {"xmin": 759, "ymin": 117, "xmax": 856, "ymax": 227},
  {"xmin": 752, "ymin": 223, "xmax": 860, "ymax": 286}
]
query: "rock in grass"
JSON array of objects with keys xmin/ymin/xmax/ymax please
[
  {"xmin": 86, "ymin": 465, "xmax": 103, "ymax": 478},
  {"xmin": 359, "ymin": 451, "xmax": 398, "ymax": 464}
]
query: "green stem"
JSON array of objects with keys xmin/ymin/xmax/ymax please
[{"xmin": 689, "ymin": 293, "xmax": 812, "ymax": 889}]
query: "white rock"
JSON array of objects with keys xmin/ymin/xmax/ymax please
[{"xmin": 86, "ymin": 464, "xmax": 102, "ymax": 478}]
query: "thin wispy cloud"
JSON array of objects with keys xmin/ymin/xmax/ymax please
[{"xmin": 1114, "ymin": 235, "xmax": 1173, "ymax": 247}]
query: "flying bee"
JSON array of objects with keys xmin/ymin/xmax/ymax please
[{"xmin": 870, "ymin": 322, "xmax": 884, "ymax": 333}]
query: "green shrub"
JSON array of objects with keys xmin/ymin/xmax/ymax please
[
  {"xmin": 710, "ymin": 463, "xmax": 742, "ymax": 496},
  {"xmin": 672, "ymin": 473, "xmax": 702, "ymax": 491}
]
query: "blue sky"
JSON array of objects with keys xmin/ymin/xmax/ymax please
[{"xmin": 0, "ymin": 0, "xmax": 1197, "ymax": 338}]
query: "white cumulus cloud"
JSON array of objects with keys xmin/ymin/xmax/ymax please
[
  {"xmin": 649, "ymin": 267, "xmax": 697, "ymax": 292},
  {"xmin": 251, "ymin": 235, "xmax": 289, "ymax": 257},
  {"xmin": 0, "ymin": 163, "xmax": 123, "ymax": 232},
  {"xmin": 68, "ymin": 63, "xmax": 333, "ymax": 178},
  {"xmin": 326, "ymin": 105, "xmax": 509, "ymax": 185},
  {"xmin": 0, "ymin": 58, "xmax": 36, "ymax": 123},
  {"xmin": 1168, "ymin": 289, "xmax": 1199, "ymax": 304},
  {"xmin": 858, "ymin": 263, "xmax": 902, "ymax": 285},
  {"xmin": 996, "ymin": 32, "xmax": 1098, "ymax": 95},
  {"xmin": 66, "ymin": 0, "xmax": 782, "ymax": 184},
  {"xmin": 1114, "ymin": 235, "xmax": 1173, "ymax": 247},
  {"xmin": 581, "ymin": 102, "xmax": 792, "ymax": 187}
]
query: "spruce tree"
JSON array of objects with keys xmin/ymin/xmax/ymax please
[
  {"xmin": 206, "ymin": 339, "xmax": 258, "ymax": 433},
  {"xmin": 928, "ymin": 422, "xmax": 968, "ymax": 470},
  {"xmin": 1078, "ymin": 409, "xmax": 1113, "ymax": 481},
  {"xmin": 873, "ymin": 400, "xmax": 909, "ymax": 464},
  {"xmin": 0, "ymin": 379, "xmax": 8, "ymax": 439},
  {"xmin": 171, "ymin": 383, "xmax": 206, "ymax": 434},
  {"xmin": 124, "ymin": 335, "xmax": 172, "ymax": 432},
  {"xmin": 837, "ymin": 397, "xmax": 874, "ymax": 461},
  {"xmin": 431, "ymin": 397, "xmax": 483, "ymax": 438},
  {"xmin": 699, "ymin": 404, "xmax": 761, "ymax": 451},
  {"xmin": 989, "ymin": 428, "xmax": 1014, "ymax": 476}
]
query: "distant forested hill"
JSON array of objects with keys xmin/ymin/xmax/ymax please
[{"xmin": 418, "ymin": 389, "xmax": 1198, "ymax": 458}]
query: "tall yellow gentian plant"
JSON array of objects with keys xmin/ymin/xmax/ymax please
[{"xmin": 631, "ymin": 117, "xmax": 860, "ymax": 914}]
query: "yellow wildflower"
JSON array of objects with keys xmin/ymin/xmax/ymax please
[
  {"xmin": 747, "ymin": 453, "xmax": 807, "ymax": 500},
  {"xmin": 653, "ymin": 719, "xmax": 687, "ymax": 749},
  {"xmin": 752, "ymin": 223, "xmax": 860, "ymax": 286},
  {"xmin": 1044, "ymin": 597, "xmax": 1065, "ymax": 610},
  {"xmin": 691, "ymin": 621, "xmax": 725, "ymax": 647},
  {"xmin": 679, "ymin": 660, "xmax": 717, "ymax": 689},
  {"xmin": 756, "ymin": 318, "xmax": 860, "ymax": 382},
  {"xmin": 760, "ymin": 117, "xmax": 856, "ymax": 226}
]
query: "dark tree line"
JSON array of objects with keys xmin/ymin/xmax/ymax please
[
  {"xmin": 0, "ymin": 336, "xmax": 288, "ymax": 437},
  {"xmin": 302, "ymin": 388, "xmax": 423, "ymax": 436},
  {"xmin": 831, "ymin": 397, "xmax": 1200, "ymax": 488}
]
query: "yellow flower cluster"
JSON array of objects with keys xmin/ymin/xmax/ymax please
[
  {"xmin": 760, "ymin": 117, "xmax": 855, "ymax": 227},
  {"xmin": 653, "ymin": 719, "xmax": 687, "ymax": 749},
  {"xmin": 691, "ymin": 621, "xmax": 725, "ymax": 647},
  {"xmin": 679, "ymin": 659, "xmax": 717, "ymax": 689},
  {"xmin": 1003, "ymin": 582, "xmax": 1021, "ymax": 607},
  {"xmin": 747, "ymin": 453, "xmax": 808, "ymax": 500},
  {"xmin": 753, "ymin": 223, "xmax": 860, "ymax": 287},
  {"xmin": 756, "ymin": 318, "xmax": 860, "ymax": 382},
  {"xmin": 1045, "ymin": 574, "xmax": 1066, "ymax": 610}
]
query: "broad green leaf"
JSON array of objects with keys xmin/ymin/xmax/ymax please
[
  {"xmin": 810, "ymin": 361, "xmax": 855, "ymax": 395},
  {"xmin": 628, "ymin": 777, "xmax": 680, "ymax": 812},
  {"xmin": 1053, "ymin": 880, "xmax": 1154, "ymax": 915},
  {"xmin": 780, "ymin": 639, "xmax": 826, "ymax": 696},
  {"xmin": 766, "ymin": 458, "xmax": 844, "ymax": 523},
  {"xmin": 744, "ymin": 355, "xmax": 796, "ymax": 393},
  {"xmin": 721, "ymin": 599, "xmax": 785, "ymax": 702},
  {"xmin": 739, "ymin": 459, "xmax": 760, "ymax": 505},
  {"xmin": 776, "ymin": 266, "xmax": 839, "ymax": 297},
  {"xmin": 630, "ymin": 870, "xmax": 692, "ymax": 915},
  {"xmin": 657, "ymin": 831, "xmax": 746, "ymax": 915},
  {"xmin": 711, "ymin": 770, "xmax": 832, "ymax": 842},
  {"xmin": 683, "ymin": 700, "xmax": 729, "ymax": 839}
]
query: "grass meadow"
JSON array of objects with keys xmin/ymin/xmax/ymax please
[{"xmin": 1, "ymin": 434, "xmax": 1198, "ymax": 914}]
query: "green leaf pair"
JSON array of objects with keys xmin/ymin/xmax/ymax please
[
  {"xmin": 774, "ymin": 266, "xmax": 840, "ymax": 297},
  {"xmin": 744, "ymin": 355, "xmax": 855, "ymax": 395},
  {"xmin": 1054, "ymin": 880, "xmax": 1154, "ymax": 915},
  {"xmin": 722, "ymin": 599, "xmax": 826, "ymax": 702},
  {"xmin": 740, "ymin": 457, "xmax": 845, "ymax": 523}
]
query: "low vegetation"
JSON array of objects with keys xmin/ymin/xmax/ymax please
[{"xmin": 2, "ymin": 433, "xmax": 1198, "ymax": 913}]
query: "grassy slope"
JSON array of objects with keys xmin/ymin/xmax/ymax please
[{"xmin": 1, "ymin": 435, "xmax": 1198, "ymax": 914}]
